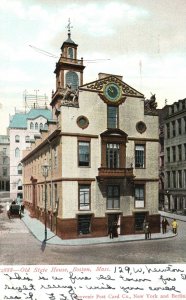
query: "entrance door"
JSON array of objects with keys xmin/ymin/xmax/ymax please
[
  {"xmin": 135, "ymin": 212, "xmax": 147, "ymax": 232},
  {"xmin": 107, "ymin": 214, "xmax": 120, "ymax": 236}
]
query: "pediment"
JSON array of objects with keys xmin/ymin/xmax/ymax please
[
  {"xmin": 79, "ymin": 75, "xmax": 144, "ymax": 98},
  {"xmin": 101, "ymin": 129, "xmax": 128, "ymax": 138}
]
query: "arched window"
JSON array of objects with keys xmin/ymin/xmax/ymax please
[
  {"xmin": 25, "ymin": 136, "xmax": 30, "ymax": 143},
  {"xmin": 17, "ymin": 179, "xmax": 22, "ymax": 190},
  {"xmin": 15, "ymin": 135, "xmax": 20, "ymax": 143},
  {"xmin": 40, "ymin": 123, "xmax": 43, "ymax": 130},
  {"xmin": 15, "ymin": 148, "xmax": 20, "ymax": 158},
  {"xmin": 35, "ymin": 122, "xmax": 38, "ymax": 130},
  {"xmin": 44, "ymin": 123, "xmax": 48, "ymax": 130},
  {"xmin": 66, "ymin": 71, "xmax": 79, "ymax": 91},
  {"xmin": 30, "ymin": 122, "xmax": 34, "ymax": 129},
  {"xmin": 68, "ymin": 47, "xmax": 74, "ymax": 59},
  {"xmin": 17, "ymin": 163, "xmax": 22, "ymax": 175}
]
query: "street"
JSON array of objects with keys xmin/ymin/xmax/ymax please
[{"xmin": 0, "ymin": 194, "xmax": 186, "ymax": 265}]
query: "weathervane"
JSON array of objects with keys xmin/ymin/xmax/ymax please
[{"xmin": 66, "ymin": 18, "xmax": 73, "ymax": 37}]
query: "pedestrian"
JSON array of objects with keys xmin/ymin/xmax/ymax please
[
  {"xmin": 6, "ymin": 202, "xmax": 10, "ymax": 219},
  {"xmin": 108, "ymin": 221, "xmax": 114, "ymax": 239},
  {"xmin": 144, "ymin": 221, "xmax": 151, "ymax": 240},
  {"xmin": 113, "ymin": 221, "xmax": 119, "ymax": 238},
  {"xmin": 162, "ymin": 217, "xmax": 169, "ymax": 234},
  {"xmin": 21, "ymin": 204, "xmax": 25, "ymax": 213},
  {"xmin": 171, "ymin": 219, "xmax": 178, "ymax": 234}
]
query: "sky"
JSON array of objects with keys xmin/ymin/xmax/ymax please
[{"xmin": 1, "ymin": 0, "xmax": 186, "ymax": 134}]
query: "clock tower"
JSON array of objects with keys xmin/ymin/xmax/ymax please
[{"xmin": 51, "ymin": 20, "xmax": 86, "ymax": 117}]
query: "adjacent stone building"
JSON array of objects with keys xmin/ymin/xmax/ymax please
[
  {"xmin": 22, "ymin": 29, "xmax": 160, "ymax": 239},
  {"xmin": 164, "ymin": 99, "xmax": 186, "ymax": 213},
  {"xmin": 9, "ymin": 108, "xmax": 52, "ymax": 200}
]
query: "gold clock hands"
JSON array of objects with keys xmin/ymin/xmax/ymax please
[{"xmin": 108, "ymin": 87, "xmax": 114, "ymax": 95}]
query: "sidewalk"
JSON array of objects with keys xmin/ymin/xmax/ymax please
[{"xmin": 21, "ymin": 210, "xmax": 183, "ymax": 246}]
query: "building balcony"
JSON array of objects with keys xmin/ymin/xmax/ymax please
[
  {"xmin": 97, "ymin": 167, "xmax": 134, "ymax": 181},
  {"xmin": 60, "ymin": 56, "xmax": 83, "ymax": 66}
]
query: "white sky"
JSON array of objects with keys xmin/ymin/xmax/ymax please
[{"xmin": 1, "ymin": 0, "xmax": 186, "ymax": 134}]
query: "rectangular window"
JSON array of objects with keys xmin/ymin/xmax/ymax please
[
  {"xmin": 41, "ymin": 185, "xmax": 44, "ymax": 204},
  {"xmin": 184, "ymin": 170, "xmax": 186, "ymax": 188},
  {"xmin": 184, "ymin": 118, "xmax": 186, "ymax": 133},
  {"xmin": 184, "ymin": 144, "xmax": 186, "ymax": 160},
  {"xmin": 135, "ymin": 185, "xmax": 145, "ymax": 208},
  {"xmin": 172, "ymin": 171, "xmax": 176, "ymax": 188},
  {"xmin": 178, "ymin": 119, "xmax": 182, "ymax": 135},
  {"xmin": 54, "ymin": 147, "xmax": 58, "ymax": 168},
  {"xmin": 15, "ymin": 135, "xmax": 20, "ymax": 143},
  {"xmin": 172, "ymin": 146, "xmax": 176, "ymax": 162},
  {"xmin": 178, "ymin": 145, "xmax": 182, "ymax": 161},
  {"xmin": 172, "ymin": 121, "xmax": 176, "ymax": 137},
  {"xmin": 54, "ymin": 184, "xmax": 57, "ymax": 205},
  {"xmin": 106, "ymin": 143, "xmax": 120, "ymax": 168},
  {"xmin": 3, "ymin": 157, "xmax": 7, "ymax": 164},
  {"xmin": 107, "ymin": 106, "xmax": 118, "ymax": 128},
  {"xmin": 166, "ymin": 123, "xmax": 170, "ymax": 139},
  {"xmin": 3, "ymin": 148, "xmax": 7, "ymax": 155},
  {"xmin": 3, "ymin": 168, "xmax": 7, "ymax": 176},
  {"xmin": 167, "ymin": 147, "xmax": 170, "ymax": 162},
  {"xmin": 79, "ymin": 185, "xmax": 90, "ymax": 210},
  {"xmin": 49, "ymin": 184, "xmax": 52, "ymax": 206},
  {"xmin": 135, "ymin": 145, "xmax": 145, "ymax": 168},
  {"xmin": 178, "ymin": 170, "xmax": 182, "ymax": 188},
  {"xmin": 25, "ymin": 136, "xmax": 30, "ymax": 143},
  {"xmin": 78, "ymin": 215, "xmax": 92, "ymax": 235},
  {"xmin": 78, "ymin": 141, "xmax": 90, "ymax": 167},
  {"xmin": 167, "ymin": 171, "xmax": 170, "ymax": 188},
  {"xmin": 107, "ymin": 185, "xmax": 120, "ymax": 209}
]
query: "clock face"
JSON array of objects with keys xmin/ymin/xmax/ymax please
[{"xmin": 104, "ymin": 83, "xmax": 122, "ymax": 102}]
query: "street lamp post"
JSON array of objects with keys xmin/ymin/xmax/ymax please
[{"xmin": 41, "ymin": 160, "xmax": 50, "ymax": 242}]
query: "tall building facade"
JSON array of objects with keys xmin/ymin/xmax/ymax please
[
  {"xmin": 9, "ymin": 108, "xmax": 52, "ymax": 200},
  {"xmin": 164, "ymin": 99, "xmax": 186, "ymax": 213},
  {"xmin": 22, "ymin": 29, "xmax": 160, "ymax": 239},
  {"xmin": 0, "ymin": 135, "xmax": 10, "ymax": 191}
]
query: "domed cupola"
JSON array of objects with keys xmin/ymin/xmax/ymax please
[
  {"xmin": 53, "ymin": 19, "xmax": 85, "ymax": 93},
  {"xmin": 60, "ymin": 19, "xmax": 78, "ymax": 60}
]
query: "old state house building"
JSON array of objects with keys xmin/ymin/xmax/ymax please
[{"xmin": 21, "ymin": 29, "xmax": 160, "ymax": 240}]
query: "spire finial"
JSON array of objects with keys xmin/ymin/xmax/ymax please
[{"xmin": 66, "ymin": 18, "xmax": 73, "ymax": 38}]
